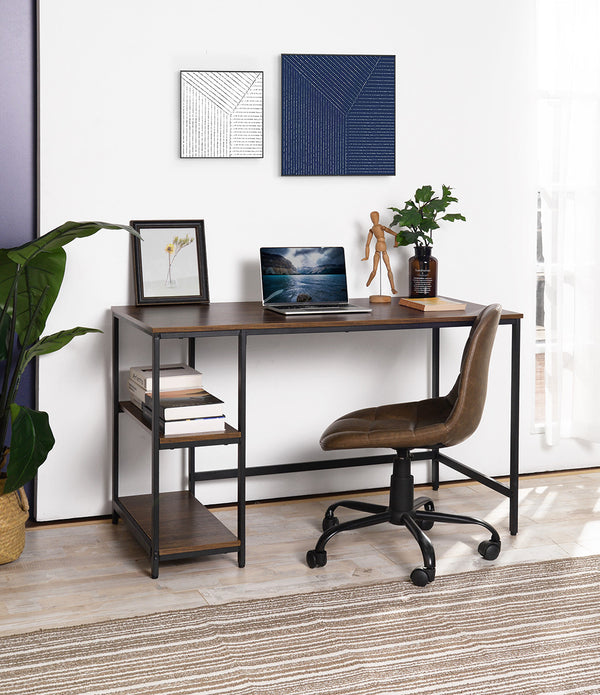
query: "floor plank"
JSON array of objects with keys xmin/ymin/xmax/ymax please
[{"xmin": 1, "ymin": 469, "xmax": 598, "ymax": 635}]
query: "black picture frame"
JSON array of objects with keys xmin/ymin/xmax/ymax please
[
  {"xmin": 131, "ymin": 220, "xmax": 209, "ymax": 305},
  {"xmin": 180, "ymin": 70, "xmax": 264, "ymax": 159}
]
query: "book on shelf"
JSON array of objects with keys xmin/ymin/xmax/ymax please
[
  {"xmin": 398, "ymin": 296, "xmax": 467, "ymax": 312},
  {"xmin": 127, "ymin": 380, "xmax": 211, "ymax": 409},
  {"xmin": 129, "ymin": 363, "xmax": 203, "ymax": 391},
  {"xmin": 141, "ymin": 405, "xmax": 226, "ymax": 435},
  {"xmin": 144, "ymin": 388, "xmax": 224, "ymax": 420},
  {"xmin": 127, "ymin": 379, "xmax": 147, "ymax": 409}
]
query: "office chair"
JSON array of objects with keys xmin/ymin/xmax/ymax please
[{"xmin": 306, "ymin": 303, "xmax": 503, "ymax": 586}]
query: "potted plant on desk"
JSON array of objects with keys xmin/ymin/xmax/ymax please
[
  {"xmin": 389, "ymin": 184, "xmax": 465, "ymax": 298},
  {"xmin": 0, "ymin": 220, "xmax": 137, "ymax": 564}
]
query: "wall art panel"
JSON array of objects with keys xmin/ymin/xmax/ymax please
[
  {"xmin": 181, "ymin": 71, "xmax": 264, "ymax": 158},
  {"xmin": 281, "ymin": 54, "xmax": 395, "ymax": 176}
]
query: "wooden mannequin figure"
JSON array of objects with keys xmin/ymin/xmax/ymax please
[{"xmin": 362, "ymin": 210, "xmax": 398, "ymax": 303}]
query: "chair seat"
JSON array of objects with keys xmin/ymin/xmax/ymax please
[{"xmin": 320, "ymin": 395, "xmax": 455, "ymax": 451}]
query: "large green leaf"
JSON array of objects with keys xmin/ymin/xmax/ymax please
[
  {"xmin": 415, "ymin": 185, "xmax": 433, "ymax": 203},
  {"xmin": 4, "ymin": 404, "xmax": 55, "ymax": 493},
  {"xmin": 390, "ymin": 208, "xmax": 423, "ymax": 229},
  {"xmin": 6, "ymin": 221, "xmax": 138, "ymax": 265},
  {"xmin": 0, "ymin": 249, "xmax": 17, "ymax": 317},
  {"xmin": 395, "ymin": 230, "xmax": 422, "ymax": 246},
  {"xmin": 0, "ymin": 248, "xmax": 66, "ymax": 346},
  {"xmin": 0, "ymin": 310, "xmax": 10, "ymax": 361},
  {"xmin": 2, "ymin": 222, "xmax": 139, "ymax": 347},
  {"xmin": 21, "ymin": 326, "xmax": 102, "ymax": 371},
  {"xmin": 441, "ymin": 184, "xmax": 458, "ymax": 204}
]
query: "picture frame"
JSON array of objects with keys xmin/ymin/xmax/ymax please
[
  {"xmin": 281, "ymin": 54, "xmax": 395, "ymax": 176},
  {"xmin": 180, "ymin": 70, "xmax": 264, "ymax": 158},
  {"xmin": 131, "ymin": 220, "xmax": 209, "ymax": 305}
]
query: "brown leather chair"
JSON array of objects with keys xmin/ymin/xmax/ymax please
[{"xmin": 306, "ymin": 303, "xmax": 503, "ymax": 586}]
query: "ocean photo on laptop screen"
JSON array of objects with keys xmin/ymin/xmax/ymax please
[{"xmin": 261, "ymin": 247, "xmax": 349, "ymax": 303}]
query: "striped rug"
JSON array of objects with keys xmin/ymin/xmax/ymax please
[{"xmin": 1, "ymin": 555, "xmax": 598, "ymax": 695}]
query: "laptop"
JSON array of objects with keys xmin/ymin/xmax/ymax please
[{"xmin": 260, "ymin": 247, "xmax": 372, "ymax": 315}]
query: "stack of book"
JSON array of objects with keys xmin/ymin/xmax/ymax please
[{"xmin": 128, "ymin": 363, "xmax": 226, "ymax": 435}]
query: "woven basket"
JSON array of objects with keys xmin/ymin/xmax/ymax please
[{"xmin": 0, "ymin": 477, "xmax": 30, "ymax": 565}]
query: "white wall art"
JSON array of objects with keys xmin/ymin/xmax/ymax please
[{"xmin": 180, "ymin": 70, "xmax": 264, "ymax": 158}]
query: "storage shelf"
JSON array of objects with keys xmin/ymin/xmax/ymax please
[
  {"xmin": 118, "ymin": 491, "xmax": 240, "ymax": 557},
  {"xmin": 120, "ymin": 400, "xmax": 241, "ymax": 446}
]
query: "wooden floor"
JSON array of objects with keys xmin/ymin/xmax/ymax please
[{"xmin": 1, "ymin": 469, "xmax": 599, "ymax": 636}]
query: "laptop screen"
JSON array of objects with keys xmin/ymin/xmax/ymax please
[{"xmin": 260, "ymin": 247, "xmax": 349, "ymax": 305}]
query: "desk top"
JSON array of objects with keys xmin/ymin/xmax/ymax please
[{"xmin": 112, "ymin": 299, "xmax": 522, "ymax": 336}]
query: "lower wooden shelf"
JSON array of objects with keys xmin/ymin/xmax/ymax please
[{"xmin": 117, "ymin": 491, "xmax": 240, "ymax": 558}]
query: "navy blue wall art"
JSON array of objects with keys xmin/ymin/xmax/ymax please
[{"xmin": 281, "ymin": 54, "xmax": 395, "ymax": 176}]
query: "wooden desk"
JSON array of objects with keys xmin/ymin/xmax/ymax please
[{"xmin": 112, "ymin": 299, "xmax": 522, "ymax": 577}]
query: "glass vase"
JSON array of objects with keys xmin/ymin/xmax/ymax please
[{"xmin": 409, "ymin": 245, "xmax": 437, "ymax": 298}]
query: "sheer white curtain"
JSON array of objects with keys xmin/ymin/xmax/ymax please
[{"xmin": 537, "ymin": 0, "xmax": 600, "ymax": 444}]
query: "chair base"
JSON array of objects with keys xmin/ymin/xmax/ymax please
[{"xmin": 306, "ymin": 450, "xmax": 501, "ymax": 586}]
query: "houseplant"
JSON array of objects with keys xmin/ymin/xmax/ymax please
[
  {"xmin": 0, "ymin": 220, "xmax": 137, "ymax": 563},
  {"xmin": 389, "ymin": 185, "xmax": 465, "ymax": 298}
]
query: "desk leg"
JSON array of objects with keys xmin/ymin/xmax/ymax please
[
  {"xmin": 150, "ymin": 335, "xmax": 161, "ymax": 579},
  {"xmin": 509, "ymin": 319, "xmax": 521, "ymax": 536},
  {"xmin": 112, "ymin": 316, "xmax": 120, "ymax": 524},
  {"xmin": 431, "ymin": 327, "xmax": 440, "ymax": 491},
  {"xmin": 188, "ymin": 338, "xmax": 196, "ymax": 495},
  {"xmin": 237, "ymin": 331, "xmax": 247, "ymax": 568}
]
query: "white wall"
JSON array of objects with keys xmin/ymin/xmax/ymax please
[{"xmin": 36, "ymin": 0, "xmax": 600, "ymax": 520}]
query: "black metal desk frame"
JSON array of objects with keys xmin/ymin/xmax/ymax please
[{"xmin": 112, "ymin": 302, "xmax": 521, "ymax": 578}]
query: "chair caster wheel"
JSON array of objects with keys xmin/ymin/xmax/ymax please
[
  {"xmin": 478, "ymin": 540, "xmax": 501, "ymax": 561},
  {"xmin": 416, "ymin": 500, "xmax": 434, "ymax": 530},
  {"xmin": 306, "ymin": 549, "xmax": 327, "ymax": 568},
  {"xmin": 417, "ymin": 518, "xmax": 434, "ymax": 531},
  {"xmin": 322, "ymin": 515, "xmax": 339, "ymax": 532},
  {"xmin": 410, "ymin": 567, "xmax": 435, "ymax": 586}
]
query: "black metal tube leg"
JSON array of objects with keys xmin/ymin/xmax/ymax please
[
  {"xmin": 237, "ymin": 331, "xmax": 247, "ymax": 568},
  {"xmin": 431, "ymin": 449, "xmax": 440, "ymax": 491},
  {"xmin": 416, "ymin": 509, "xmax": 501, "ymax": 543},
  {"xmin": 509, "ymin": 319, "xmax": 521, "ymax": 536},
  {"xmin": 431, "ymin": 327, "xmax": 440, "ymax": 492},
  {"xmin": 112, "ymin": 315, "xmax": 120, "ymax": 523},
  {"xmin": 151, "ymin": 551, "xmax": 159, "ymax": 579},
  {"xmin": 402, "ymin": 513, "xmax": 436, "ymax": 572},
  {"xmin": 150, "ymin": 335, "xmax": 161, "ymax": 578},
  {"xmin": 326, "ymin": 500, "xmax": 387, "ymax": 517},
  {"xmin": 315, "ymin": 512, "xmax": 390, "ymax": 552}
]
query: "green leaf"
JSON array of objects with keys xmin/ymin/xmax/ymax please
[
  {"xmin": 398, "ymin": 208, "xmax": 423, "ymax": 228},
  {"xmin": 420, "ymin": 202, "xmax": 438, "ymax": 220},
  {"xmin": 427, "ymin": 198, "xmax": 448, "ymax": 214},
  {"xmin": 395, "ymin": 230, "xmax": 420, "ymax": 246},
  {"xmin": 441, "ymin": 184, "xmax": 457, "ymax": 202},
  {"xmin": 0, "ymin": 247, "xmax": 66, "ymax": 346},
  {"xmin": 4, "ymin": 404, "xmax": 55, "ymax": 493},
  {"xmin": 21, "ymin": 326, "xmax": 102, "ymax": 371},
  {"xmin": 418, "ymin": 218, "xmax": 439, "ymax": 234},
  {"xmin": 6, "ymin": 221, "xmax": 139, "ymax": 266},
  {"xmin": 441, "ymin": 213, "xmax": 466, "ymax": 223},
  {"xmin": 415, "ymin": 185, "xmax": 433, "ymax": 203},
  {"xmin": 0, "ymin": 310, "xmax": 10, "ymax": 361}
]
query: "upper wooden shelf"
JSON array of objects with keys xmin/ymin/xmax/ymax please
[{"xmin": 120, "ymin": 401, "xmax": 241, "ymax": 446}]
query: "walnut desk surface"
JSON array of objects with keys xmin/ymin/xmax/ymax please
[{"xmin": 111, "ymin": 299, "xmax": 522, "ymax": 335}]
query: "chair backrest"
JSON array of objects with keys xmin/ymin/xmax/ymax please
[{"xmin": 442, "ymin": 303, "xmax": 502, "ymax": 447}]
